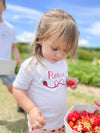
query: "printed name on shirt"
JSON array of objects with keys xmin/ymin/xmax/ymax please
[
  {"xmin": 48, "ymin": 71, "xmax": 65, "ymax": 79},
  {"xmin": 43, "ymin": 71, "xmax": 66, "ymax": 89}
]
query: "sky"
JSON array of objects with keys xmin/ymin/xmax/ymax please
[{"xmin": 3, "ymin": 0, "xmax": 100, "ymax": 47}]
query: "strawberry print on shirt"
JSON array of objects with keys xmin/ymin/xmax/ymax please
[{"xmin": 43, "ymin": 71, "xmax": 66, "ymax": 89}]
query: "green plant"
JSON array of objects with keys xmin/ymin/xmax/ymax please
[{"xmin": 68, "ymin": 60, "xmax": 100, "ymax": 87}]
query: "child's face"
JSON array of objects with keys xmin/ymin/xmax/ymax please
[
  {"xmin": 0, "ymin": 1, "xmax": 6, "ymax": 21},
  {"xmin": 41, "ymin": 36, "xmax": 67, "ymax": 63}
]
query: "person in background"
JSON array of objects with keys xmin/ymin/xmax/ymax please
[
  {"xmin": 0, "ymin": 0, "xmax": 23, "ymax": 112},
  {"xmin": 13, "ymin": 9, "xmax": 80, "ymax": 132}
]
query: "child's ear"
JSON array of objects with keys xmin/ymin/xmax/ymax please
[{"xmin": 3, "ymin": 4, "xmax": 6, "ymax": 11}]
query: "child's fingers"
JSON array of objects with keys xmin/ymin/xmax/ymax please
[
  {"xmin": 70, "ymin": 85, "xmax": 77, "ymax": 90},
  {"xmin": 94, "ymin": 100, "xmax": 100, "ymax": 106},
  {"xmin": 32, "ymin": 121, "xmax": 43, "ymax": 129},
  {"xmin": 40, "ymin": 114, "xmax": 46, "ymax": 126},
  {"xmin": 33, "ymin": 114, "xmax": 46, "ymax": 129},
  {"xmin": 72, "ymin": 78, "xmax": 79, "ymax": 84}
]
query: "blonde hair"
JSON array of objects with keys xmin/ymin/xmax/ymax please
[{"xmin": 31, "ymin": 9, "xmax": 80, "ymax": 64}]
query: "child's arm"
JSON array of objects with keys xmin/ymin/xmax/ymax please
[
  {"xmin": 13, "ymin": 87, "xmax": 46, "ymax": 129},
  {"xmin": 67, "ymin": 77, "xmax": 79, "ymax": 90},
  {"xmin": 12, "ymin": 43, "xmax": 21, "ymax": 66}
]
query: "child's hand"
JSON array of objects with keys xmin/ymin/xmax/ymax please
[
  {"xmin": 67, "ymin": 78, "xmax": 79, "ymax": 90},
  {"xmin": 29, "ymin": 106, "xmax": 46, "ymax": 129},
  {"xmin": 14, "ymin": 55, "xmax": 21, "ymax": 66},
  {"xmin": 94, "ymin": 100, "xmax": 100, "ymax": 106}
]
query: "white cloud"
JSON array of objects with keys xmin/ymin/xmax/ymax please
[
  {"xmin": 6, "ymin": 4, "xmax": 43, "ymax": 21},
  {"xmin": 87, "ymin": 22, "xmax": 100, "ymax": 36},
  {"xmin": 78, "ymin": 39, "xmax": 89, "ymax": 47},
  {"xmin": 7, "ymin": 4, "xmax": 42, "ymax": 16},
  {"xmin": 17, "ymin": 32, "xmax": 35, "ymax": 43},
  {"xmin": 13, "ymin": 15, "xmax": 20, "ymax": 20},
  {"xmin": 17, "ymin": 32, "xmax": 90, "ymax": 47}
]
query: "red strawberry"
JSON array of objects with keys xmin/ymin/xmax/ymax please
[
  {"xmin": 81, "ymin": 110, "xmax": 89, "ymax": 117},
  {"xmin": 98, "ymin": 114, "xmax": 100, "ymax": 119},
  {"xmin": 82, "ymin": 125, "xmax": 89, "ymax": 132},
  {"xmin": 89, "ymin": 112, "xmax": 94, "ymax": 117},
  {"xmin": 73, "ymin": 110, "xmax": 81, "ymax": 119},
  {"xmin": 94, "ymin": 116, "xmax": 100, "ymax": 126},
  {"xmin": 68, "ymin": 121, "xmax": 74, "ymax": 128},
  {"xmin": 75, "ymin": 120, "xmax": 81, "ymax": 126},
  {"xmin": 93, "ymin": 126, "xmax": 100, "ymax": 133},
  {"xmin": 94, "ymin": 110, "xmax": 100, "ymax": 116},
  {"xmin": 90, "ymin": 115, "xmax": 96, "ymax": 126},
  {"xmin": 43, "ymin": 81, "xmax": 48, "ymax": 86},
  {"xmin": 67, "ymin": 80, "xmax": 75, "ymax": 86},
  {"xmin": 81, "ymin": 117, "xmax": 91, "ymax": 124},
  {"xmin": 68, "ymin": 113, "xmax": 77, "ymax": 122},
  {"xmin": 80, "ymin": 117, "xmax": 92, "ymax": 132},
  {"xmin": 81, "ymin": 122, "xmax": 92, "ymax": 132},
  {"xmin": 72, "ymin": 127, "xmax": 80, "ymax": 132},
  {"xmin": 72, "ymin": 123, "xmax": 83, "ymax": 132}
]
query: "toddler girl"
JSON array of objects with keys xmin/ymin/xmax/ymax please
[{"xmin": 13, "ymin": 9, "xmax": 80, "ymax": 133}]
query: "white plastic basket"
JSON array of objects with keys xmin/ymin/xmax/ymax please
[
  {"xmin": 0, "ymin": 60, "xmax": 17, "ymax": 75},
  {"xmin": 64, "ymin": 104, "xmax": 100, "ymax": 133}
]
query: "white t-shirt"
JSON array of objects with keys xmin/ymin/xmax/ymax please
[
  {"xmin": 13, "ymin": 57, "xmax": 68, "ymax": 130},
  {"xmin": 0, "ymin": 20, "xmax": 17, "ymax": 60}
]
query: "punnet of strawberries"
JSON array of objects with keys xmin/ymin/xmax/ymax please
[{"xmin": 68, "ymin": 109, "xmax": 100, "ymax": 133}]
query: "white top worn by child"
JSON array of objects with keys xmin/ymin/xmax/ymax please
[
  {"xmin": 13, "ymin": 9, "xmax": 80, "ymax": 132},
  {"xmin": 0, "ymin": 20, "xmax": 17, "ymax": 60},
  {"xmin": 0, "ymin": 0, "xmax": 21, "ymax": 65},
  {"xmin": 0, "ymin": 0, "xmax": 21, "ymax": 94}
]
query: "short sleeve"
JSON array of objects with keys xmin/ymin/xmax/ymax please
[
  {"xmin": 13, "ymin": 62, "xmax": 33, "ymax": 90},
  {"xmin": 12, "ymin": 28, "xmax": 17, "ymax": 44}
]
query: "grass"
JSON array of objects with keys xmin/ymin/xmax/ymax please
[
  {"xmin": 67, "ymin": 87, "xmax": 100, "ymax": 110},
  {"xmin": 0, "ymin": 81, "xmax": 100, "ymax": 133},
  {"xmin": 0, "ymin": 81, "xmax": 28, "ymax": 133}
]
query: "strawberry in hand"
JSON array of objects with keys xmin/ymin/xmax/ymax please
[
  {"xmin": 67, "ymin": 77, "xmax": 79, "ymax": 90},
  {"xmin": 67, "ymin": 80, "xmax": 75, "ymax": 86}
]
